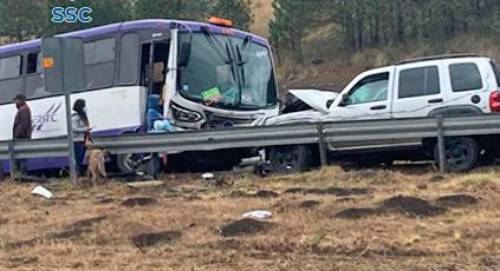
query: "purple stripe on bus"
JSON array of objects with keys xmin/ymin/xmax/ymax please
[
  {"xmin": 0, "ymin": 19, "xmax": 268, "ymax": 56},
  {"xmin": 0, "ymin": 125, "xmax": 141, "ymax": 174}
]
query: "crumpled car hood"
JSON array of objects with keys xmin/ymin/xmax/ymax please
[
  {"xmin": 288, "ymin": 89, "xmax": 339, "ymax": 114},
  {"xmin": 262, "ymin": 89, "xmax": 339, "ymax": 126}
]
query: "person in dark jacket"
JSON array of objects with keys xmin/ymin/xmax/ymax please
[
  {"xmin": 12, "ymin": 94, "xmax": 32, "ymax": 176},
  {"xmin": 13, "ymin": 94, "xmax": 32, "ymax": 139},
  {"xmin": 72, "ymin": 99, "xmax": 92, "ymax": 175}
]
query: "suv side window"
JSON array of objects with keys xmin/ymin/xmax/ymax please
[
  {"xmin": 398, "ymin": 66, "xmax": 440, "ymax": 99},
  {"xmin": 346, "ymin": 72, "xmax": 389, "ymax": 105},
  {"xmin": 490, "ymin": 60, "xmax": 500, "ymax": 87},
  {"xmin": 449, "ymin": 63, "xmax": 483, "ymax": 92}
]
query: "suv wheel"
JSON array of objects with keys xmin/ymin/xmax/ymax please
[
  {"xmin": 434, "ymin": 137, "xmax": 479, "ymax": 172},
  {"xmin": 268, "ymin": 145, "xmax": 314, "ymax": 173}
]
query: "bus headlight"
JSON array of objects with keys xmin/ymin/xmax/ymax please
[{"xmin": 171, "ymin": 104, "xmax": 202, "ymax": 123}]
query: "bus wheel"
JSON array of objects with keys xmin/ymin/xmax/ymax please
[
  {"xmin": 116, "ymin": 153, "xmax": 148, "ymax": 174},
  {"xmin": 268, "ymin": 145, "xmax": 314, "ymax": 173},
  {"xmin": 434, "ymin": 137, "xmax": 479, "ymax": 172}
]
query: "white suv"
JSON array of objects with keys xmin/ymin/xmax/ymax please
[{"xmin": 265, "ymin": 54, "xmax": 500, "ymax": 172}]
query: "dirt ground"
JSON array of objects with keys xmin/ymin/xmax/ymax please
[{"xmin": 1, "ymin": 165, "xmax": 500, "ymax": 271}]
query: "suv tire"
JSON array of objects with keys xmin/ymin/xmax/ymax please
[
  {"xmin": 268, "ymin": 145, "xmax": 314, "ymax": 173},
  {"xmin": 434, "ymin": 137, "xmax": 479, "ymax": 172}
]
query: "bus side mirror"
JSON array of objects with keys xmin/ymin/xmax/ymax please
[{"xmin": 178, "ymin": 43, "xmax": 191, "ymax": 67}]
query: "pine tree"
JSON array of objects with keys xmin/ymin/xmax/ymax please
[
  {"xmin": 210, "ymin": 0, "xmax": 252, "ymax": 31},
  {"xmin": 0, "ymin": 0, "xmax": 47, "ymax": 42}
]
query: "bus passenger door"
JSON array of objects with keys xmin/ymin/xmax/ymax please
[{"xmin": 140, "ymin": 39, "xmax": 170, "ymax": 114}]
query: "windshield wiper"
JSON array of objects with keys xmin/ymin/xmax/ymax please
[
  {"xmin": 225, "ymin": 42, "xmax": 238, "ymax": 83},
  {"xmin": 201, "ymin": 27, "xmax": 230, "ymax": 64},
  {"xmin": 236, "ymin": 36, "xmax": 252, "ymax": 86}
]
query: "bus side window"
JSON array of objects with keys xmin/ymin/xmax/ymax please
[
  {"xmin": 0, "ymin": 55, "xmax": 23, "ymax": 104},
  {"xmin": 84, "ymin": 38, "xmax": 116, "ymax": 90},
  {"xmin": 118, "ymin": 33, "xmax": 139, "ymax": 85},
  {"xmin": 25, "ymin": 52, "xmax": 48, "ymax": 99}
]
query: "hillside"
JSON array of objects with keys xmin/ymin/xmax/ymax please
[
  {"xmin": 248, "ymin": 2, "xmax": 500, "ymax": 93},
  {"xmin": 249, "ymin": 0, "xmax": 273, "ymax": 37}
]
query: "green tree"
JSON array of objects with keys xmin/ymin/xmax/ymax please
[
  {"xmin": 133, "ymin": 0, "xmax": 209, "ymax": 21},
  {"xmin": 269, "ymin": 0, "xmax": 318, "ymax": 63},
  {"xmin": 0, "ymin": 0, "xmax": 47, "ymax": 42},
  {"xmin": 210, "ymin": 0, "xmax": 252, "ymax": 31}
]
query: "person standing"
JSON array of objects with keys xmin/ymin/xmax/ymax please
[
  {"xmin": 12, "ymin": 94, "xmax": 32, "ymax": 177},
  {"xmin": 72, "ymin": 99, "xmax": 92, "ymax": 175}
]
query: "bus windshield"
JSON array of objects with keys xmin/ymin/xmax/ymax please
[{"xmin": 178, "ymin": 32, "xmax": 277, "ymax": 110}]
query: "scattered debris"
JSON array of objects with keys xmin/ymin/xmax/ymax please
[
  {"xmin": 335, "ymin": 208, "xmax": 380, "ymax": 219},
  {"xmin": 299, "ymin": 200, "xmax": 321, "ymax": 209},
  {"xmin": 241, "ymin": 210, "xmax": 272, "ymax": 219},
  {"xmin": 381, "ymin": 196, "xmax": 446, "ymax": 217},
  {"xmin": 220, "ymin": 218, "xmax": 274, "ymax": 237},
  {"xmin": 131, "ymin": 231, "xmax": 182, "ymax": 249},
  {"xmin": 435, "ymin": 194, "xmax": 479, "ymax": 208},
  {"xmin": 202, "ymin": 172, "xmax": 215, "ymax": 180},
  {"xmin": 254, "ymin": 190, "xmax": 279, "ymax": 198},
  {"xmin": 121, "ymin": 197, "xmax": 158, "ymax": 207},
  {"xmin": 31, "ymin": 185, "xmax": 53, "ymax": 199},
  {"xmin": 127, "ymin": 180, "xmax": 165, "ymax": 189}
]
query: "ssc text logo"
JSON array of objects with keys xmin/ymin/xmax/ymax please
[
  {"xmin": 32, "ymin": 103, "xmax": 62, "ymax": 132},
  {"xmin": 51, "ymin": 6, "xmax": 93, "ymax": 24}
]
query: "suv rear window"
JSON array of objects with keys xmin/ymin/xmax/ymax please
[
  {"xmin": 398, "ymin": 66, "xmax": 440, "ymax": 99},
  {"xmin": 490, "ymin": 60, "xmax": 500, "ymax": 87},
  {"xmin": 449, "ymin": 63, "xmax": 483, "ymax": 92}
]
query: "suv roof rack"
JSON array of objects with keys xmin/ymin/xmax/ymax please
[{"xmin": 395, "ymin": 53, "xmax": 482, "ymax": 65}]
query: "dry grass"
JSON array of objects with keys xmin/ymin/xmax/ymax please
[{"xmin": 1, "ymin": 165, "xmax": 500, "ymax": 270}]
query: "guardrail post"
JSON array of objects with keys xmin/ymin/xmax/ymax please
[
  {"xmin": 317, "ymin": 123, "xmax": 328, "ymax": 167},
  {"xmin": 437, "ymin": 116, "xmax": 447, "ymax": 173},
  {"xmin": 8, "ymin": 141, "xmax": 17, "ymax": 180}
]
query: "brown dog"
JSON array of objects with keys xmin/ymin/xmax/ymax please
[{"xmin": 86, "ymin": 148, "xmax": 107, "ymax": 185}]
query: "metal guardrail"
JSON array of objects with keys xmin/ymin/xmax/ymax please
[
  {"xmin": 92, "ymin": 123, "xmax": 320, "ymax": 154},
  {"xmin": 2, "ymin": 114, "xmax": 500, "ymax": 178}
]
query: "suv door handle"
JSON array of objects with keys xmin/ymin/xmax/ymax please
[
  {"xmin": 428, "ymin": 98, "xmax": 443, "ymax": 104},
  {"xmin": 370, "ymin": 105, "xmax": 387, "ymax": 110}
]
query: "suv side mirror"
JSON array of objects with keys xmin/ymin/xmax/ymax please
[
  {"xmin": 326, "ymin": 99, "xmax": 335, "ymax": 109},
  {"xmin": 178, "ymin": 42, "xmax": 192, "ymax": 67},
  {"xmin": 337, "ymin": 93, "xmax": 349, "ymax": 107}
]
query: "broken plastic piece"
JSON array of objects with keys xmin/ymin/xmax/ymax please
[
  {"xmin": 31, "ymin": 185, "xmax": 53, "ymax": 199},
  {"xmin": 241, "ymin": 210, "xmax": 272, "ymax": 219}
]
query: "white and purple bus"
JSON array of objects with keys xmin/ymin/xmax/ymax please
[{"xmin": 0, "ymin": 19, "xmax": 279, "ymax": 173}]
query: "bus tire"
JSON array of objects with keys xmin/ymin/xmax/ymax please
[
  {"xmin": 116, "ymin": 153, "xmax": 144, "ymax": 174},
  {"xmin": 433, "ymin": 137, "xmax": 479, "ymax": 172}
]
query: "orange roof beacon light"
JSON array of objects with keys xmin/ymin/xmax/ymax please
[
  {"xmin": 208, "ymin": 16, "xmax": 234, "ymax": 28},
  {"xmin": 43, "ymin": 57, "xmax": 55, "ymax": 69}
]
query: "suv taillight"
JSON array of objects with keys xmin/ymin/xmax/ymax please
[{"xmin": 490, "ymin": 91, "xmax": 500, "ymax": 112}]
